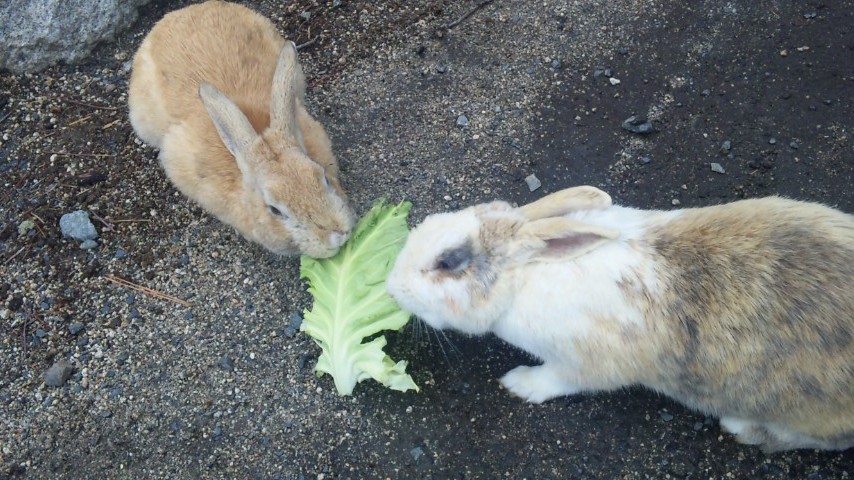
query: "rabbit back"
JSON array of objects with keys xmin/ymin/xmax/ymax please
[{"xmin": 640, "ymin": 197, "xmax": 854, "ymax": 446}]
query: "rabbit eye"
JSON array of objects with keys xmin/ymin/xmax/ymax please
[
  {"xmin": 268, "ymin": 205, "xmax": 283, "ymax": 216},
  {"xmin": 435, "ymin": 244, "xmax": 471, "ymax": 273}
]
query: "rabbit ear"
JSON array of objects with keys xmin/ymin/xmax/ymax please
[
  {"xmin": 199, "ymin": 82, "xmax": 259, "ymax": 178},
  {"xmin": 509, "ymin": 217, "xmax": 620, "ymax": 261},
  {"xmin": 269, "ymin": 42, "xmax": 303, "ymax": 144},
  {"xmin": 519, "ymin": 186, "xmax": 612, "ymax": 220}
]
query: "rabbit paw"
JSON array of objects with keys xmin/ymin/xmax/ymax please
[{"xmin": 500, "ymin": 365, "xmax": 580, "ymax": 404}]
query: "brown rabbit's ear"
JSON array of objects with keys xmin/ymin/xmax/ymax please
[
  {"xmin": 269, "ymin": 42, "xmax": 303, "ymax": 144},
  {"xmin": 510, "ymin": 217, "xmax": 620, "ymax": 262},
  {"xmin": 519, "ymin": 186, "xmax": 612, "ymax": 220},
  {"xmin": 199, "ymin": 83, "xmax": 259, "ymax": 178}
]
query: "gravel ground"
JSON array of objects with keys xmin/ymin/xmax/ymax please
[{"xmin": 2, "ymin": 0, "xmax": 853, "ymax": 478}]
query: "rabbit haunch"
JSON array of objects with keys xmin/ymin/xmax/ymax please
[
  {"xmin": 128, "ymin": 0, "xmax": 354, "ymax": 257},
  {"xmin": 387, "ymin": 186, "xmax": 854, "ymax": 452}
]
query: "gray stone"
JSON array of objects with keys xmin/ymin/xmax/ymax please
[
  {"xmin": 720, "ymin": 140, "xmax": 732, "ymax": 154},
  {"xmin": 218, "ymin": 356, "xmax": 235, "ymax": 371},
  {"xmin": 621, "ymin": 115, "xmax": 655, "ymax": 134},
  {"xmin": 0, "ymin": 0, "xmax": 152, "ymax": 73},
  {"xmin": 69, "ymin": 322, "xmax": 85, "ymax": 335},
  {"xmin": 284, "ymin": 313, "xmax": 303, "ymax": 338},
  {"xmin": 80, "ymin": 239, "xmax": 99, "ymax": 250},
  {"xmin": 456, "ymin": 114, "xmax": 469, "ymax": 128},
  {"xmin": 409, "ymin": 446, "xmax": 424, "ymax": 462},
  {"xmin": 710, "ymin": 162, "xmax": 726, "ymax": 174},
  {"xmin": 524, "ymin": 174, "xmax": 542, "ymax": 192},
  {"xmin": 45, "ymin": 360, "xmax": 73, "ymax": 387},
  {"xmin": 60, "ymin": 210, "xmax": 97, "ymax": 241}
]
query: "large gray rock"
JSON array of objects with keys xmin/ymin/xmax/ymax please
[{"xmin": 0, "ymin": 0, "xmax": 152, "ymax": 73}]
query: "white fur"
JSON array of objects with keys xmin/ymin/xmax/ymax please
[{"xmin": 388, "ymin": 190, "xmax": 854, "ymax": 452}]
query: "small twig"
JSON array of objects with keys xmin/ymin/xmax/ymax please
[
  {"xmin": 0, "ymin": 112, "xmax": 11, "ymax": 125},
  {"xmin": 296, "ymin": 37, "xmax": 319, "ymax": 51},
  {"xmin": 67, "ymin": 114, "xmax": 93, "ymax": 127},
  {"xmin": 28, "ymin": 213, "xmax": 47, "ymax": 237},
  {"xmin": 112, "ymin": 218, "xmax": 151, "ymax": 224},
  {"xmin": 446, "ymin": 0, "xmax": 495, "ymax": 30},
  {"xmin": 21, "ymin": 318, "xmax": 28, "ymax": 356},
  {"xmin": 64, "ymin": 99, "xmax": 119, "ymax": 111},
  {"xmin": 49, "ymin": 152, "xmax": 116, "ymax": 158},
  {"xmin": 102, "ymin": 119, "xmax": 121, "ymax": 130},
  {"xmin": 105, "ymin": 274, "xmax": 192, "ymax": 307},
  {"xmin": 89, "ymin": 211, "xmax": 115, "ymax": 232},
  {"xmin": 4, "ymin": 246, "xmax": 27, "ymax": 266}
]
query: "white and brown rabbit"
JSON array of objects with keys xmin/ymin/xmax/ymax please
[
  {"xmin": 387, "ymin": 186, "xmax": 854, "ymax": 452},
  {"xmin": 128, "ymin": 0, "xmax": 354, "ymax": 258}
]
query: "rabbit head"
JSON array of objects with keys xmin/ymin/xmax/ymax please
[
  {"xmin": 198, "ymin": 43, "xmax": 354, "ymax": 258},
  {"xmin": 387, "ymin": 186, "xmax": 618, "ymax": 334}
]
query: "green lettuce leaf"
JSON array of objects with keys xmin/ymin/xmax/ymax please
[{"xmin": 299, "ymin": 198, "xmax": 418, "ymax": 395}]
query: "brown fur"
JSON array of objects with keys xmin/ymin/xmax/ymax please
[
  {"xmin": 636, "ymin": 198, "xmax": 854, "ymax": 444},
  {"xmin": 128, "ymin": 1, "xmax": 353, "ymax": 257}
]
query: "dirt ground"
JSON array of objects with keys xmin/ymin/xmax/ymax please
[{"xmin": 2, "ymin": 0, "xmax": 853, "ymax": 478}]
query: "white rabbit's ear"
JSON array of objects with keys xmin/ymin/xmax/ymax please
[
  {"xmin": 269, "ymin": 42, "xmax": 303, "ymax": 145},
  {"xmin": 199, "ymin": 82, "xmax": 260, "ymax": 179},
  {"xmin": 519, "ymin": 186, "xmax": 612, "ymax": 220},
  {"xmin": 510, "ymin": 217, "xmax": 620, "ymax": 261}
]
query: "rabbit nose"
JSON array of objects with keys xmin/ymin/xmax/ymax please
[{"xmin": 329, "ymin": 230, "xmax": 349, "ymax": 248}]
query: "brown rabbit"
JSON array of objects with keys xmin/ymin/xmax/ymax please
[
  {"xmin": 388, "ymin": 186, "xmax": 854, "ymax": 452},
  {"xmin": 128, "ymin": 0, "xmax": 354, "ymax": 258}
]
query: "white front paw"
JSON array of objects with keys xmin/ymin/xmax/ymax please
[{"xmin": 500, "ymin": 365, "xmax": 580, "ymax": 404}]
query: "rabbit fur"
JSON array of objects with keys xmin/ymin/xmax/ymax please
[
  {"xmin": 387, "ymin": 186, "xmax": 854, "ymax": 452},
  {"xmin": 128, "ymin": 0, "xmax": 354, "ymax": 258}
]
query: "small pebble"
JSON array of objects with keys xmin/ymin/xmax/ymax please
[
  {"xmin": 789, "ymin": 141, "xmax": 799, "ymax": 150},
  {"xmin": 17, "ymin": 220, "xmax": 35, "ymax": 236},
  {"xmin": 114, "ymin": 249, "xmax": 127, "ymax": 259},
  {"xmin": 524, "ymin": 174, "xmax": 542, "ymax": 192},
  {"xmin": 218, "ymin": 356, "xmax": 235, "ymax": 371},
  {"xmin": 80, "ymin": 239, "xmax": 98, "ymax": 250},
  {"xmin": 638, "ymin": 156, "xmax": 652, "ymax": 165},
  {"xmin": 69, "ymin": 322, "xmax": 85, "ymax": 335},
  {"xmin": 116, "ymin": 352, "xmax": 129, "ymax": 366},
  {"xmin": 456, "ymin": 115, "xmax": 469, "ymax": 128},
  {"xmin": 671, "ymin": 199, "xmax": 681, "ymax": 206},
  {"xmin": 45, "ymin": 360, "xmax": 74, "ymax": 387},
  {"xmin": 550, "ymin": 59, "xmax": 562, "ymax": 70},
  {"xmin": 621, "ymin": 115, "xmax": 655, "ymax": 135},
  {"xmin": 710, "ymin": 162, "xmax": 726, "ymax": 174},
  {"xmin": 693, "ymin": 422, "xmax": 704, "ymax": 431},
  {"xmin": 60, "ymin": 210, "xmax": 98, "ymax": 241},
  {"xmin": 410, "ymin": 446, "xmax": 425, "ymax": 462},
  {"xmin": 768, "ymin": 137, "xmax": 777, "ymax": 145},
  {"xmin": 659, "ymin": 411, "xmax": 674, "ymax": 422},
  {"xmin": 719, "ymin": 140, "xmax": 732, "ymax": 154},
  {"xmin": 609, "ymin": 77, "xmax": 621, "ymax": 85},
  {"xmin": 284, "ymin": 313, "xmax": 303, "ymax": 337}
]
